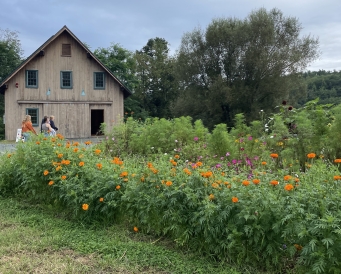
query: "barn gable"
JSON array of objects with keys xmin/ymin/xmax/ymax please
[{"xmin": 0, "ymin": 26, "xmax": 132, "ymax": 140}]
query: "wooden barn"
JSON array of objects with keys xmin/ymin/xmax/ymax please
[{"xmin": 0, "ymin": 25, "xmax": 131, "ymax": 140}]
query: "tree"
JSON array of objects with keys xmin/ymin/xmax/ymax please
[
  {"xmin": 134, "ymin": 38, "xmax": 178, "ymax": 118},
  {"xmin": 173, "ymin": 8, "xmax": 319, "ymax": 129},
  {"xmin": 0, "ymin": 28, "xmax": 23, "ymax": 139}
]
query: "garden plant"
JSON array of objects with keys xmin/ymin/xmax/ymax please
[{"xmin": 1, "ymin": 100, "xmax": 341, "ymax": 273}]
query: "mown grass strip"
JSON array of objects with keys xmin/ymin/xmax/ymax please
[{"xmin": 0, "ymin": 197, "xmax": 242, "ymax": 274}]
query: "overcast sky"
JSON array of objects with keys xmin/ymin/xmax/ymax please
[{"xmin": 2, "ymin": 0, "xmax": 341, "ymax": 71}]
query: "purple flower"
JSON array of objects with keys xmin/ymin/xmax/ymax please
[
  {"xmin": 194, "ymin": 136, "xmax": 199, "ymax": 141},
  {"xmin": 254, "ymin": 156, "xmax": 259, "ymax": 161},
  {"xmin": 239, "ymin": 138, "xmax": 244, "ymax": 143},
  {"xmin": 240, "ymin": 147, "xmax": 244, "ymax": 151},
  {"xmin": 215, "ymin": 164, "xmax": 222, "ymax": 168},
  {"xmin": 220, "ymin": 157, "xmax": 224, "ymax": 160},
  {"xmin": 226, "ymin": 152, "xmax": 230, "ymax": 157},
  {"xmin": 227, "ymin": 162, "xmax": 231, "ymax": 166},
  {"xmin": 198, "ymin": 156, "xmax": 203, "ymax": 160},
  {"xmin": 232, "ymin": 159, "xmax": 237, "ymax": 165},
  {"xmin": 248, "ymin": 136, "xmax": 253, "ymax": 141}
]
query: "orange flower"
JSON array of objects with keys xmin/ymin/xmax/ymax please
[
  {"xmin": 284, "ymin": 184, "xmax": 294, "ymax": 191},
  {"xmin": 73, "ymin": 148, "xmax": 79, "ymax": 152},
  {"xmin": 183, "ymin": 168, "xmax": 192, "ymax": 175},
  {"xmin": 133, "ymin": 226, "xmax": 139, "ymax": 232},
  {"xmin": 56, "ymin": 166, "xmax": 62, "ymax": 171},
  {"xmin": 261, "ymin": 161, "xmax": 267, "ymax": 165},
  {"xmin": 65, "ymin": 144, "xmax": 70, "ymax": 148},
  {"xmin": 209, "ymin": 194, "xmax": 215, "ymax": 200},
  {"xmin": 96, "ymin": 163, "xmax": 103, "ymax": 170},
  {"xmin": 334, "ymin": 159, "xmax": 341, "ymax": 163},
  {"xmin": 61, "ymin": 175, "xmax": 67, "ymax": 180},
  {"xmin": 201, "ymin": 171, "xmax": 213, "ymax": 178},
  {"xmin": 43, "ymin": 170, "xmax": 49, "ymax": 176},
  {"xmin": 307, "ymin": 153, "xmax": 316, "ymax": 159},
  {"xmin": 270, "ymin": 153, "xmax": 278, "ymax": 158},
  {"xmin": 211, "ymin": 183, "xmax": 219, "ymax": 188},
  {"xmin": 294, "ymin": 244, "xmax": 302, "ymax": 251},
  {"xmin": 196, "ymin": 162, "xmax": 203, "ymax": 167},
  {"xmin": 334, "ymin": 175, "xmax": 341, "ymax": 180},
  {"xmin": 72, "ymin": 142, "xmax": 79, "ymax": 146},
  {"xmin": 232, "ymin": 197, "xmax": 239, "ymax": 203},
  {"xmin": 116, "ymin": 185, "xmax": 121, "ymax": 190},
  {"xmin": 147, "ymin": 162, "xmax": 153, "ymax": 168},
  {"xmin": 94, "ymin": 149, "xmax": 101, "ymax": 155},
  {"xmin": 48, "ymin": 181, "xmax": 54, "ymax": 186},
  {"xmin": 123, "ymin": 178, "xmax": 128, "ymax": 182},
  {"xmin": 99, "ymin": 197, "xmax": 104, "ymax": 202},
  {"xmin": 82, "ymin": 204, "xmax": 89, "ymax": 211},
  {"xmin": 283, "ymin": 175, "xmax": 292, "ymax": 181},
  {"xmin": 252, "ymin": 179, "xmax": 260, "ymax": 185},
  {"xmin": 120, "ymin": 171, "xmax": 128, "ymax": 177},
  {"xmin": 79, "ymin": 161, "xmax": 84, "ymax": 167},
  {"xmin": 242, "ymin": 180, "xmax": 250, "ymax": 186},
  {"xmin": 294, "ymin": 178, "xmax": 300, "ymax": 182},
  {"xmin": 7, "ymin": 153, "xmax": 11, "ymax": 158},
  {"xmin": 165, "ymin": 181, "xmax": 172, "ymax": 186},
  {"xmin": 140, "ymin": 177, "xmax": 145, "ymax": 182},
  {"xmin": 84, "ymin": 141, "xmax": 92, "ymax": 145},
  {"xmin": 174, "ymin": 154, "xmax": 180, "ymax": 159},
  {"xmin": 36, "ymin": 141, "xmax": 40, "ymax": 145},
  {"xmin": 64, "ymin": 160, "xmax": 71, "ymax": 165},
  {"xmin": 270, "ymin": 180, "xmax": 279, "ymax": 186}
]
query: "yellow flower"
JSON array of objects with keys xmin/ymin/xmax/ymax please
[{"xmin": 82, "ymin": 204, "xmax": 89, "ymax": 211}]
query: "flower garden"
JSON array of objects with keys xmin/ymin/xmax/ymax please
[{"xmin": 1, "ymin": 101, "xmax": 341, "ymax": 273}]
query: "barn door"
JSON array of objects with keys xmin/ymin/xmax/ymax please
[{"xmin": 91, "ymin": 109, "xmax": 104, "ymax": 135}]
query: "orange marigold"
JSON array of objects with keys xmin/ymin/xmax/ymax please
[
  {"xmin": 252, "ymin": 179, "xmax": 260, "ymax": 185},
  {"xmin": 201, "ymin": 171, "xmax": 213, "ymax": 178},
  {"xmin": 270, "ymin": 153, "xmax": 278, "ymax": 158},
  {"xmin": 209, "ymin": 194, "xmax": 215, "ymax": 200},
  {"xmin": 307, "ymin": 153, "xmax": 316, "ymax": 159},
  {"xmin": 82, "ymin": 204, "xmax": 89, "ymax": 211},
  {"xmin": 79, "ymin": 161, "xmax": 84, "ymax": 167},
  {"xmin": 94, "ymin": 149, "xmax": 101, "ymax": 155},
  {"xmin": 270, "ymin": 180, "xmax": 279, "ymax": 186},
  {"xmin": 174, "ymin": 154, "xmax": 180, "ymax": 159},
  {"xmin": 294, "ymin": 178, "xmax": 300, "ymax": 182},
  {"xmin": 196, "ymin": 161, "xmax": 203, "ymax": 167},
  {"xmin": 334, "ymin": 175, "xmax": 341, "ymax": 180},
  {"xmin": 57, "ymin": 153, "xmax": 63, "ymax": 158},
  {"xmin": 120, "ymin": 171, "xmax": 128, "ymax": 177},
  {"xmin": 116, "ymin": 185, "xmax": 121, "ymax": 190},
  {"xmin": 294, "ymin": 244, "xmax": 303, "ymax": 251},
  {"xmin": 43, "ymin": 170, "xmax": 49, "ymax": 176},
  {"xmin": 36, "ymin": 141, "xmax": 40, "ymax": 145},
  {"xmin": 7, "ymin": 153, "xmax": 11, "ymax": 158},
  {"xmin": 242, "ymin": 180, "xmax": 250, "ymax": 186},
  {"xmin": 61, "ymin": 175, "xmax": 67, "ymax": 180},
  {"xmin": 283, "ymin": 175, "xmax": 292, "ymax": 181},
  {"xmin": 183, "ymin": 168, "xmax": 192, "ymax": 175},
  {"xmin": 73, "ymin": 148, "xmax": 79, "ymax": 152},
  {"xmin": 232, "ymin": 197, "xmax": 239, "ymax": 203},
  {"xmin": 165, "ymin": 181, "xmax": 172, "ymax": 186},
  {"xmin": 334, "ymin": 159, "xmax": 341, "ymax": 163},
  {"xmin": 99, "ymin": 197, "xmax": 104, "ymax": 202},
  {"xmin": 261, "ymin": 161, "xmax": 267, "ymax": 165},
  {"xmin": 284, "ymin": 184, "xmax": 294, "ymax": 191},
  {"xmin": 48, "ymin": 181, "xmax": 54, "ymax": 186},
  {"xmin": 211, "ymin": 183, "xmax": 219, "ymax": 188},
  {"xmin": 96, "ymin": 163, "xmax": 103, "ymax": 170},
  {"xmin": 56, "ymin": 166, "xmax": 62, "ymax": 171},
  {"xmin": 133, "ymin": 226, "xmax": 139, "ymax": 232},
  {"xmin": 84, "ymin": 141, "xmax": 92, "ymax": 145}
]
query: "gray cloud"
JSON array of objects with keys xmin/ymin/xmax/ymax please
[{"xmin": 2, "ymin": 0, "xmax": 341, "ymax": 71}]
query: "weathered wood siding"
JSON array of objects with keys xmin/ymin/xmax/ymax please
[{"xmin": 4, "ymin": 30, "xmax": 124, "ymax": 140}]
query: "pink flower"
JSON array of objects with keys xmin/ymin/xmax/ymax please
[{"xmin": 194, "ymin": 137, "xmax": 199, "ymax": 141}]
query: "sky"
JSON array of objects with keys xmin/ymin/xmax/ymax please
[{"xmin": 2, "ymin": 0, "xmax": 341, "ymax": 72}]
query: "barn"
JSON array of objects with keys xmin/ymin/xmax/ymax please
[{"xmin": 0, "ymin": 25, "xmax": 131, "ymax": 140}]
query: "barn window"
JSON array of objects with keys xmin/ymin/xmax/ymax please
[
  {"xmin": 26, "ymin": 108, "xmax": 39, "ymax": 126},
  {"xmin": 25, "ymin": 70, "xmax": 38, "ymax": 88},
  {"xmin": 61, "ymin": 44, "xmax": 71, "ymax": 56},
  {"xmin": 94, "ymin": 72, "xmax": 105, "ymax": 89},
  {"xmin": 60, "ymin": 71, "xmax": 73, "ymax": 89}
]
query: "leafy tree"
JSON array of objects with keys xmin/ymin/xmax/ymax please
[
  {"xmin": 134, "ymin": 38, "xmax": 178, "ymax": 118},
  {"xmin": 0, "ymin": 28, "xmax": 23, "ymax": 139},
  {"xmin": 173, "ymin": 8, "xmax": 319, "ymax": 129}
]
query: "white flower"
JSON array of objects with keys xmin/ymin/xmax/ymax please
[
  {"xmin": 175, "ymin": 140, "xmax": 178, "ymax": 143},
  {"xmin": 164, "ymin": 153, "xmax": 167, "ymax": 155},
  {"xmin": 270, "ymin": 136, "xmax": 274, "ymax": 138},
  {"xmin": 151, "ymin": 147, "xmax": 154, "ymax": 149}
]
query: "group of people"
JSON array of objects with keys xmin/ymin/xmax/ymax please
[{"xmin": 21, "ymin": 115, "xmax": 59, "ymax": 141}]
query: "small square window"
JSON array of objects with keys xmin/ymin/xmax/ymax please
[
  {"xmin": 62, "ymin": 44, "xmax": 71, "ymax": 56},
  {"xmin": 25, "ymin": 70, "xmax": 38, "ymax": 88},
  {"xmin": 26, "ymin": 108, "xmax": 39, "ymax": 126},
  {"xmin": 60, "ymin": 71, "xmax": 72, "ymax": 89},
  {"xmin": 94, "ymin": 72, "xmax": 105, "ymax": 89}
]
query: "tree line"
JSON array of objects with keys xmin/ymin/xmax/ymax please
[{"xmin": 2, "ymin": 8, "xmax": 341, "ymax": 139}]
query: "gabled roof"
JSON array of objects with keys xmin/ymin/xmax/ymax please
[{"xmin": 0, "ymin": 25, "xmax": 132, "ymax": 97}]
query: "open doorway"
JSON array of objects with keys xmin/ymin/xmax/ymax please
[{"xmin": 91, "ymin": 109, "xmax": 104, "ymax": 135}]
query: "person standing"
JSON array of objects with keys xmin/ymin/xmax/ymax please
[
  {"xmin": 41, "ymin": 117, "xmax": 56, "ymax": 137},
  {"xmin": 49, "ymin": 115, "xmax": 58, "ymax": 132},
  {"xmin": 22, "ymin": 115, "xmax": 38, "ymax": 141},
  {"xmin": 41, "ymin": 115, "xmax": 48, "ymax": 133}
]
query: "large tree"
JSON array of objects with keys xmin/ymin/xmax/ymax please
[
  {"xmin": 134, "ymin": 38, "xmax": 178, "ymax": 118},
  {"xmin": 0, "ymin": 28, "xmax": 23, "ymax": 139},
  {"xmin": 173, "ymin": 8, "xmax": 319, "ymax": 128}
]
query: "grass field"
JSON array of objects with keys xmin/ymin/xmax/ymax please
[{"xmin": 0, "ymin": 197, "xmax": 247, "ymax": 274}]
